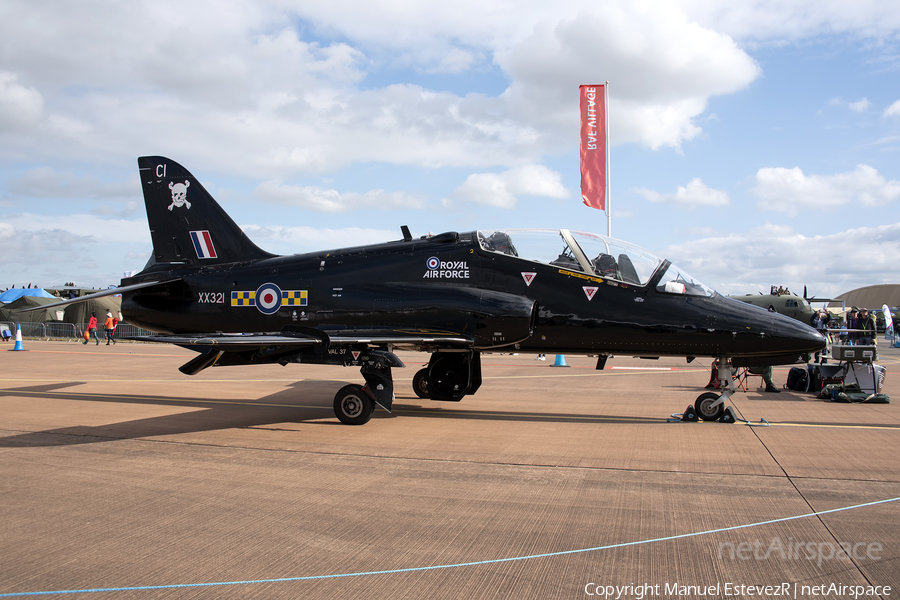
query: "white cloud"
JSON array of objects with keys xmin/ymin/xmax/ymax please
[
  {"xmin": 828, "ymin": 97, "xmax": 873, "ymax": 113},
  {"xmin": 848, "ymin": 98, "xmax": 872, "ymax": 113},
  {"xmin": 0, "ymin": 222, "xmax": 94, "ymax": 267},
  {"xmin": 450, "ymin": 165, "xmax": 569, "ymax": 208},
  {"xmin": 254, "ymin": 181, "xmax": 424, "ymax": 212},
  {"xmin": 0, "ymin": 71, "xmax": 43, "ymax": 132},
  {"xmin": 240, "ymin": 224, "xmax": 397, "ymax": 254},
  {"xmin": 676, "ymin": 0, "xmax": 900, "ymax": 41},
  {"xmin": 7, "ymin": 167, "xmax": 136, "ymax": 200},
  {"xmin": 496, "ymin": 4, "xmax": 760, "ymax": 151},
  {"xmin": 753, "ymin": 165, "xmax": 900, "ymax": 215},
  {"xmin": 884, "ymin": 100, "xmax": 900, "ymax": 118},
  {"xmin": 0, "ymin": 0, "xmax": 762, "ymax": 172},
  {"xmin": 662, "ymin": 222, "xmax": 900, "ymax": 297},
  {"xmin": 634, "ymin": 178, "xmax": 730, "ymax": 209},
  {"xmin": 1, "ymin": 213, "xmax": 149, "ymax": 245}
]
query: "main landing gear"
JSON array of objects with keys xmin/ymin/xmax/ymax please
[
  {"xmin": 334, "ymin": 384, "xmax": 376, "ymax": 425},
  {"xmin": 331, "ymin": 349, "xmax": 404, "ymax": 425},
  {"xmin": 412, "ymin": 351, "xmax": 482, "ymax": 401},
  {"xmin": 693, "ymin": 357, "xmax": 736, "ymax": 421},
  {"xmin": 332, "ymin": 350, "xmax": 481, "ymax": 424}
]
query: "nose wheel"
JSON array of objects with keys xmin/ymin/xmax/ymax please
[
  {"xmin": 694, "ymin": 356, "xmax": 736, "ymax": 421},
  {"xmin": 694, "ymin": 392, "xmax": 725, "ymax": 421}
]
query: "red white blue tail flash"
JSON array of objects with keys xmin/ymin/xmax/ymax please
[{"xmin": 190, "ymin": 230, "xmax": 218, "ymax": 259}]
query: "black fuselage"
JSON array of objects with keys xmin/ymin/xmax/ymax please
[{"xmin": 122, "ymin": 230, "xmax": 823, "ymax": 366}]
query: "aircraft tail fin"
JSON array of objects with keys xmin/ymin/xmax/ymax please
[{"xmin": 137, "ymin": 156, "xmax": 274, "ymax": 266}]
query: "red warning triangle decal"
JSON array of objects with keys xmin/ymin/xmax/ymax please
[
  {"xmin": 583, "ymin": 286, "xmax": 598, "ymax": 301},
  {"xmin": 352, "ymin": 351, "xmax": 361, "ymax": 360},
  {"xmin": 521, "ymin": 272, "xmax": 537, "ymax": 286}
]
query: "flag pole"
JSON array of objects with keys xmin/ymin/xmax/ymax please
[{"xmin": 605, "ymin": 80, "xmax": 611, "ymax": 237}]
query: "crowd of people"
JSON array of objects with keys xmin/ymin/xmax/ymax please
[{"xmin": 812, "ymin": 306, "xmax": 879, "ymax": 347}]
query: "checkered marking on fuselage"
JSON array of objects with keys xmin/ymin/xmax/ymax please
[{"xmin": 231, "ymin": 290, "xmax": 308, "ymax": 307}]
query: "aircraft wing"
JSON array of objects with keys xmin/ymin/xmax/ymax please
[
  {"xmin": 21, "ymin": 278, "xmax": 182, "ymax": 312},
  {"xmin": 127, "ymin": 327, "xmax": 476, "ymax": 376},
  {"xmin": 129, "ymin": 329, "xmax": 474, "ymax": 350}
]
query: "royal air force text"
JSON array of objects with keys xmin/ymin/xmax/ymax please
[{"xmin": 423, "ymin": 261, "xmax": 470, "ymax": 279}]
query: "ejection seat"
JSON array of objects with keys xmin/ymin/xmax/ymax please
[{"xmin": 592, "ymin": 253, "xmax": 619, "ymax": 279}]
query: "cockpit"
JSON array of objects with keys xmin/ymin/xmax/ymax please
[{"xmin": 477, "ymin": 229, "xmax": 714, "ymax": 297}]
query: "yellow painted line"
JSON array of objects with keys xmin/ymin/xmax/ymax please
[{"xmin": 767, "ymin": 422, "xmax": 900, "ymax": 431}]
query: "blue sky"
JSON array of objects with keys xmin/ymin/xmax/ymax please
[{"xmin": 1, "ymin": 0, "xmax": 899, "ymax": 298}]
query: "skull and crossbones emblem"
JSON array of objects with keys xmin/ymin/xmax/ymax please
[{"xmin": 168, "ymin": 180, "xmax": 192, "ymax": 211}]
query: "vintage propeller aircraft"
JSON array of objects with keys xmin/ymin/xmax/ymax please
[
  {"xmin": 728, "ymin": 287, "xmax": 833, "ymax": 325},
  {"xmin": 35, "ymin": 156, "xmax": 826, "ymax": 425}
]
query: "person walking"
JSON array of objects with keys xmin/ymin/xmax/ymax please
[
  {"xmin": 104, "ymin": 312, "xmax": 117, "ymax": 345},
  {"xmin": 84, "ymin": 312, "xmax": 99, "ymax": 345}
]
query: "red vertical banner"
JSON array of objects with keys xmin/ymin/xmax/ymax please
[{"xmin": 580, "ymin": 84, "xmax": 606, "ymax": 211}]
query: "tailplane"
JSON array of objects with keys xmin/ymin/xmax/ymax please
[{"xmin": 138, "ymin": 156, "xmax": 274, "ymax": 266}]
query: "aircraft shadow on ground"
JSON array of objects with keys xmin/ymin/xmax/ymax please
[
  {"xmin": 0, "ymin": 381, "xmax": 338, "ymax": 448},
  {"xmin": 0, "ymin": 382, "xmax": 664, "ymax": 447}
]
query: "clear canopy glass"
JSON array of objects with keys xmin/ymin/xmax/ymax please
[{"xmin": 477, "ymin": 229, "xmax": 714, "ymax": 296}]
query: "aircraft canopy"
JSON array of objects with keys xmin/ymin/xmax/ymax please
[{"xmin": 477, "ymin": 229, "xmax": 714, "ymax": 297}]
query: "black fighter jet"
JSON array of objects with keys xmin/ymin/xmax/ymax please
[{"xmin": 39, "ymin": 156, "xmax": 826, "ymax": 425}]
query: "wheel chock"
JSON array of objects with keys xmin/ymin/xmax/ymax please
[
  {"xmin": 719, "ymin": 406, "xmax": 737, "ymax": 423},
  {"xmin": 681, "ymin": 404, "xmax": 698, "ymax": 422}
]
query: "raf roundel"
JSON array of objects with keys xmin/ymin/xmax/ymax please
[
  {"xmin": 426, "ymin": 257, "xmax": 440, "ymax": 270},
  {"xmin": 256, "ymin": 283, "xmax": 282, "ymax": 315}
]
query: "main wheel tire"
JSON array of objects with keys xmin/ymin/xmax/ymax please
[
  {"xmin": 695, "ymin": 392, "xmax": 725, "ymax": 421},
  {"xmin": 412, "ymin": 368, "xmax": 430, "ymax": 399},
  {"xmin": 334, "ymin": 384, "xmax": 374, "ymax": 425},
  {"xmin": 428, "ymin": 354, "xmax": 470, "ymax": 399}
]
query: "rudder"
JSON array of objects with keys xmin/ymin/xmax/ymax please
[{"xmin": 138, "ymin": 156, "xmax": 274, "ymax": 265}]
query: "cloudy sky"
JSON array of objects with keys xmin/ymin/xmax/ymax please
[{"xmin": 1, "ymin": 0, "xmax": 899, "ymax": 298}]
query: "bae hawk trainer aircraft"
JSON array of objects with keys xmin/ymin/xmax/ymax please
[{"xmin": 38, "ymin": 156, "xmax": 826, "ymax": 424}]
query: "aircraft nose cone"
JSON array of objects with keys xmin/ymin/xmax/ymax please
[{"xmin": 769, "ymin": 313, "xmax": 827, "ymax": 354}]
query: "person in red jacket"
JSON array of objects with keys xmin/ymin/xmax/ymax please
[{"xmin": 84, "ymin": 312, "xmax": 99, "ymax": 345}]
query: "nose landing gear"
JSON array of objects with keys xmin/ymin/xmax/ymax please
[{"xmin": 694, "ymin": 356, "xmax": 736, "ymax": 421}]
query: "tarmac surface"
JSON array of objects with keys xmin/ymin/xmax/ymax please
[{"xmin": 2, "ymin": 339, "xmax": 899, "ymax": 599}]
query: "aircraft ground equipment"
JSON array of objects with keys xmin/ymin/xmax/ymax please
[
  {"xmin": 719, "ymin": 406, "xmax": 737, "ymax": 423},
  {"xmin": 679, "ymin": 405, "xmax": 699, "ymax": 422}
]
